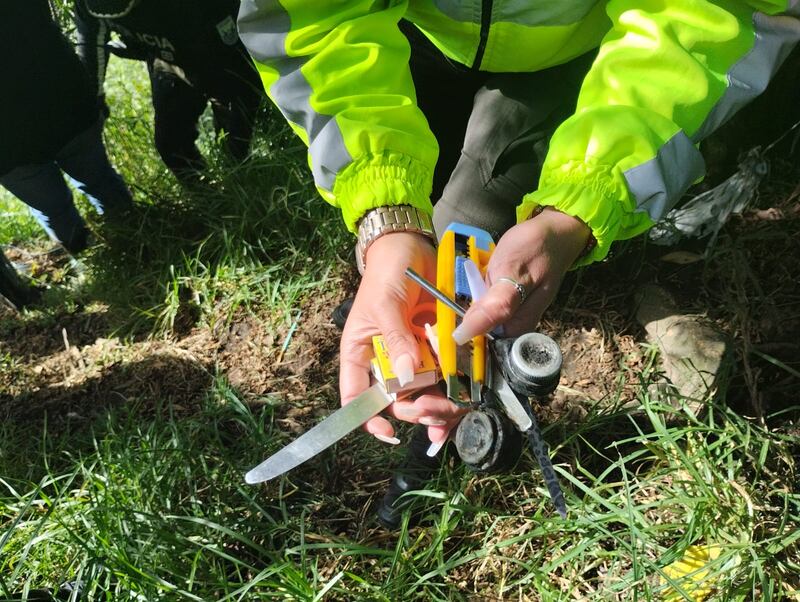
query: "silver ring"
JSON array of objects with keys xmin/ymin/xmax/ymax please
[{"xmin": 496, "ymin": 277, "xmax": 528, "ymax": 305}]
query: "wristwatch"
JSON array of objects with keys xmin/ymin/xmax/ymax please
[{"xmin": 355, "ymin": 205, "xmax": 436, "ymax": 274}]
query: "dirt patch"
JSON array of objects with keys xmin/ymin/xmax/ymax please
[
  {"xmin": 1, "ymin": 330, "xmax": 214, "ymax": 423},
  {"xmin": 214, "ymin": 278, "xmax": 350, "ymax": 407},
  {"xmin": 2, "ymin": 153, "xmax": 799, "ymax": 440},
  {"xmin": 0, "ymin": 304, "xmax": 114, "ymax": 361}
]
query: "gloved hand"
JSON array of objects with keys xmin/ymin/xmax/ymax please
[
  {"xmin": 453, "ymin": 207, "xmax": 591, "ymax": 342},
  {"xmin": 339, "ymin": 231, "xmax": 466, "ymax": 445}
]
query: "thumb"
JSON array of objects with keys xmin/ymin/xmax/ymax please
[
  {"xmin": 375, "ymin": 296, "xmax": 421, "ymax": 388},
  {"xmin": 451, "ymin": 280, "xmax": 521, "ymax": 345}
]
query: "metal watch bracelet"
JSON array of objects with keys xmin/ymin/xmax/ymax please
[{"xmin": 355, "ymin": 205, "xmax": 436, "ymax": 274}]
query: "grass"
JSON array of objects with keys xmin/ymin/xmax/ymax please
[
  {"xmin": 1, "ymin": 383, "xmax": 797, "ymax": 600},
  {"xmin": 1, "ymin": 56, "xmax": 799, "ymax": 600}
]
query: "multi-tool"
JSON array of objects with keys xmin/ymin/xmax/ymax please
[{"xmin": 246, "ymin": 223, "xmax": 567, "ymax": 518}]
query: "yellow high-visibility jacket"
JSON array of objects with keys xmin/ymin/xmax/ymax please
[{"xmin": 238, "ymin": 1, "xmax": 800, "ymax": 264}]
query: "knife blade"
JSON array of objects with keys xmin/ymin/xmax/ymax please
[
  {"xmin": 489, "ymin": 364, "xmax": 533, "ymax": 432},
  {"xmin": 245, "ymin": 384, "xmax": 393, "ymax": 484}
]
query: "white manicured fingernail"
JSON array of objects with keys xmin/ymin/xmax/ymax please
[
  {"xmin": 419, "ymin": 416, "xmax": 447, "ymax": 426},
  {"xmin": 426, "ymin": 441, "xmax": 446, "ymax": 457},
  {"xmin": 464, "ymin": 259, "xmax": 488, "ymax": 301},
  {"xmin": 374, "ymin": 434, "xmax": 401, "ymax": 445},
  {"xmin": 424, "ymin": 323, "xmax": 440, "ymax": 356},
  {"xmin": 394, "ymin": 404, "xmax": 419, "ymax": 417},
  {"xmin": 393, "ymin": 353, "xmax": 415, "ymax": 387},
  {"xmin": 452, "ymin": 324, "xmax": 474, "ymax": 345}
]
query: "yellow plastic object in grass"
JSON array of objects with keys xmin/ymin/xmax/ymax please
[{"xmin": 660, "ymin": 544, "xmax": 723, "ymax": 601}]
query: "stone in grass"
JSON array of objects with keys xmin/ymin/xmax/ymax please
[{"xmin": 636, "ymin": 284, "xmax": 731, "ymax": 416}]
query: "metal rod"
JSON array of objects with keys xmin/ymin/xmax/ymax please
[{"xmin": 404, "ymin": 267, "xmax": 494, "ymax": 341}]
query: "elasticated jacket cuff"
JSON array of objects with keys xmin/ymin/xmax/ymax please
[
  {"xmin": 517, "ymin": 163, "xmax": 652, "ymax": 267},
  {"xmin": 332, "ymin": 152, "xmax": 435, "ymax": 233}
]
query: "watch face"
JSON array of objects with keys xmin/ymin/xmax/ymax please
[{"xmin": 84, "ymin": 0, "xmax": 140, "ymax": 18}]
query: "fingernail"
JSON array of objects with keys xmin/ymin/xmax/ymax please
[
  {"xmin": 374, "ymin": 434, "xmax": 401, "ymax": 445},
  {"xmin": 452, "ymin": 324, "xmax": 475, "ymax": 345},
  {"xmin": 394, "ymin": 404, "xmax": 420, "ymax": 417},
  {"xmin": 419, "ymin": 416, "xmax": 447, "ymax": 426},
  {"xmin": 426, "ymin": 440, "xmax": 446, "ymax": 457},
  {"xmin": 393, "ymin": 353, "xmax": 415, "ymax": 387}
]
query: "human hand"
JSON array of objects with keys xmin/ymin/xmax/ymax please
[
  {"xmin": 452, "ymin": 208, "xmax": 591, "ymax": 343},
  {"xmin": 339, "ymin": 231, "xmax": 465, "ymax": 445}
]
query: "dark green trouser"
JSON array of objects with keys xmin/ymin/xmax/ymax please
[{"xmin": 402, "ymin": 22, "xmax": 596, "ymax": 241}]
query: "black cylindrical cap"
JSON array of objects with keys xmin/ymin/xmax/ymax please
[{"xmin": 499, "ymin": 333, "xmax": 562, "ymax": 397}]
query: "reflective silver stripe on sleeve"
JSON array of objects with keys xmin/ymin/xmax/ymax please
[
  {"xmin": 238, "ymin": 0, "xmax": 352, "ymax": 193},
  {"xmin": 692, "ymin": 11, "xmax": 800, "ymax": 142},
  {"xmin": 623, "ymin": 131, "xmax": 706, "ymax": 222},
  {"xmin": 434, "ymin": 0, "xmax": 599, "ymax": 26}
]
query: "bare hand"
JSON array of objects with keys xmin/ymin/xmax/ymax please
[
  {"xmin": 452, "ymin": 208, "xmax": 591, "ymax": 343},
  {"xmin": 339, "ymin": 231, "xmax": 464, "ymax": 444}
]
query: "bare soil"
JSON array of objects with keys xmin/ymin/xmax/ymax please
[{"xmin": 2, "ymin": 179, "xmax": 798, "ymax": 434}]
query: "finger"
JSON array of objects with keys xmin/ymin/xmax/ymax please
[
  {"xmin": 340, "ymin": 331, "xmax": 399, "ymax": 443},
  {"xmin": 389, "ymin": 393, "xmax": 468, "ymax": 442},
  {"xmin": 390, "ymin": 395, "xmax": 466, "ymax": 445},
  {"xmin": 413, "ymin": 395, "xmax": 466, "ymax": 444},
  {"xmin": 410, "ymin": 394, "xmax": 469, "ymax": 421},
  {"xmin": 374, "ymin": 293, "xmax": 421, "ymax": 388},
  {"xmin": 497, "ymin": 284, "xmax": 553, "ymax": 337},
  {"xmin": 339, "ymin": 330, "xmax": 374, "ymax": 405},
  {"xmin": 427, "ymin": 424, "xmax": 451, "ymax": 445},
  {"xmin": 364, "ymin": 415, "xmax": 398, "ymax": 443},
  {"xmin": 451, "ymin": 280, "xmax": 521, "ymax": 344}
]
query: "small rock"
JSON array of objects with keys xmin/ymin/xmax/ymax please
[{"xmin": 636, "ymin": 285, "xmax": 730, "ymax": 410}]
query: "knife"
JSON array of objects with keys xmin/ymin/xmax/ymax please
[{"xmin": 245, "ymin": 383, "xmax": 394, "ymax": 484}]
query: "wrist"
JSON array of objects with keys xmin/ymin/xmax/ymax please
[
  {"xmin": 532, "ymin": 206, "xmax": 596, "ymax": 264},
  {"xmin": 355, "ymin": 205, "xmax": 436, "ymax": 275},
  {"xmin": 365, "ymin": 230, "xmax": 435, "ymax": 264}
]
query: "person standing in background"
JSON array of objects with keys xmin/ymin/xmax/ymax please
[
  {"xmin": 0, "ymin": 0, "xmax": 133, "ymax": 255},
  {"xmin": 75, "ymin": 0, "xmax": 265, "ymax": 185}
]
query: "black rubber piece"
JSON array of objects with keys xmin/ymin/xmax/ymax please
[
  {"xmin": 455, "ymin": 408, "xmax": 523, "ymax": 474},
  {"xmin": 494, "ymin": 333, "xmax": 562, "ymax": 397},
  {"xmin": 376, "ymin": 425, "xmax": 442, "ymax": 530},
  {"xmin": 0, "ymin": 252, "xmax": 42, "ymax": 310},
  {"xmin": 331, "ymin": 297, "xmax": 354, "ymax": 330}
]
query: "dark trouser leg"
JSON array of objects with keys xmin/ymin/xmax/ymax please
[
  {"xmin": 431, "ymin": 51, "xmax": 596, "ymax": 240},
  {"xmin": 401, "ymin": 20, "xmax": 487, "ymax": 201},
  {"xmin": 55, "ymin": 116, "xmax": 133, "ymax": 217},
  {"xmin": 0, "ymin": 249, "xmax": 39, "ymax": 309},
  {"xmin": 149, "ymin": 59, "xmax": 209, "ymax": 183},
  {"xmin": 376, "ymin": 424, "xmax": 442, "ymax": 530},
  {"xmin": 209, "ymin": 74, "xmax": 262, "ymax": 164},
  {"xmin": 0, "ymin": 162, "xmax": 89, "ymax": 253}
]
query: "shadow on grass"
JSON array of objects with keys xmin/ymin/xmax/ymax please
[
  {"xmin": 0, "ymin": 354, "xmax": 213, "ymax": 474},
  {"xmin": 71, "ymin": 145, "xmax": 346, "ymax": 336},
  {"xmin": 0, "ymin": 355, "xmax": 395, "ymax": 600}
]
